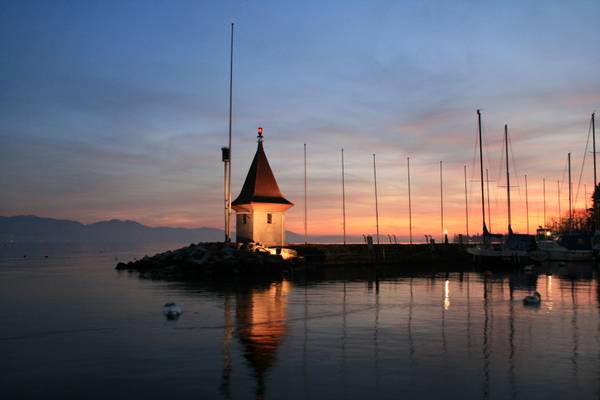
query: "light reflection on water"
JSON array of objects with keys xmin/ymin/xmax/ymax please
[{"xmin": 1, "ymin": 243, "xmax": 600, "ymax": 399}]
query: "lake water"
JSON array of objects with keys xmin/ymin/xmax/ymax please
[{"xmin": 1, "ymin": 243, "xmax": 600, "ymax": 399}]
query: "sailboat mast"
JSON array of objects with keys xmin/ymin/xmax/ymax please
[
  {"xmin": 440, "ymin": 160, "xmax": 444, "ymax": 241},
  {"xmin": 525, "ymin": 174, "xmax": 529, "ymax": 234},
  {"xmin": 543, "ymin": 178, "xmax": 546, "ymax": 227},
  {"xmin": 304, "ymin": 143, "xmax": 307, "ymax": 244},
  {"xmin": 373, "ymin": 154, "xmax": 380, "ymax": 245},
  {"xmin": 486, "ymin": 168, "xmax": 492, "ymax": 231},
  {"xmin": 568, "ymin": 152, "xmax": 572, "ymax": 232},
  {"xmin": 464, "ymin": 165, "xmax": 469, "ymax": 237},
  {"xmin": 593, "ymin": 113, "xmax": 597, "ymax": 189},
  {"xmin": 505, "ymin": 124, "xmax": 512, "ymax": 232},
  {"xmin": 477, "ymin": 110, "xmax": 486, "ymax": 232},
  {"xmin": 593, "ymin": 112, "xmax": 597, "ymax": 231},
  {"xmin": 341, "ymin": 148, "xmax": 346, "ymax": 245},
  {"xmin": 407, "ymin": 157, "xmax": 413, "ymax": 244},
  {"xmin": 557, "ymin": 180, "xmax": 561, "ymax": 226}
]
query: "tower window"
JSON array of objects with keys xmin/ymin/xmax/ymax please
[
  {"xmin": 267, "ymin": 213, "xmax": 272, "ymax": 224},
  {"xmin": 242, "ymin": 214, "xmax": 248, "ymax": 224}
]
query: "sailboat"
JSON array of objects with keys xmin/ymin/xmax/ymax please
[
  {"xmin": 467, "ymin": 113, "xmax": 536, "ymax": 264},
  {"xmin": 530, "ymin": 152, "xmax": 593, "ymax": 262},
  {"xmin": 589, "ymin": 113, "xmax": 600, "ymax": 256}
]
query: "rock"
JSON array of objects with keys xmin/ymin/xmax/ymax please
[{"xmin": 114, "ymin": 241, "xmax": 297, "ymax": 279}]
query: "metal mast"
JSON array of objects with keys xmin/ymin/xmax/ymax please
[
  {"xmin": 525, "ymin": 174, "xmax": 529, "ymax": 234},
  {"xmin": 543, "ymin": 178, "xmax": 546, "ymax": 227},
  {"xmin": 593, "ymin": 113, "xmax": 597, "ymax": 231},
  {"xmin": 464, "ymin": 165, "xmax": 469, "ymax": 237},
  {"xmin": 568, "ymin": 152, "xmax": 572, "ymax": 232},
  {"xmin": 304, "ymin": 143, "xmax": 307, "ymax": 244},
  {"xmin": 477, "ymin": 110, "xmax": 487, "ymax": 233},
  {"xmin": 440, "ymin": 160, "xmax": 444, "ymax": 241},
  {"xmin": 593, "ymin": 113, "xmax": 597, "ymax": 191},
  {"xmin": 222, "ymin": 23, "xmax": 234, "ymax": 243},
  {"xmin": 504, "ymin": 124, "xmax": 512, "ymax": 233},
  {"xmin": 486, "ymin": 168, "xmax": 492, "ymax": 231},
  {"xmin": 341, "ymin": 148, "xmax": 346, "ymax": 245},
  {"xmin": 407, "ymin": 157, "xmax": 413, "ymax": 244},
  {"xmin": 557, "ymin": 180, "xmax": 561, "ymax": 225},
  {"xmin": 373, "ymin": 154, "xmax": 380, "ymax": 245}
]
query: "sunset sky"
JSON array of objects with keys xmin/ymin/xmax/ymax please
[{"xmin": 1, "ymin": 1, "xmax": 600, "ymax": 240}]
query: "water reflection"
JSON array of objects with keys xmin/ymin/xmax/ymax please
[
  {"xmin": 175, "ymin": 263, "xmax": 600, "ymax": 399},
  {"xmin": 8, "ymin": 246, "xmax": 600, "ymax": 399},
  {"xmin": 234, "ymin": 282, "xmax": 289, "ymax": 399}
]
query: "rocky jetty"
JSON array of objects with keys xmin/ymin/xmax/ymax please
[{"xmin": 115, "ymin": 242, "xmax": 300, "ymax": 280}]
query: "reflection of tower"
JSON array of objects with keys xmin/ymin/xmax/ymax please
[{"xmin": 236, "ymin": 281, "xmax": 290, "ymax": 399}]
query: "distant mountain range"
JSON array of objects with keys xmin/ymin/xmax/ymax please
[{"xmin": 0, "ymin": 215, "xmax": 310, "ymax": 244}]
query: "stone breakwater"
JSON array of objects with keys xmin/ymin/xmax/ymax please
[
  {"xmin": 115, "ymin": 242, "xmax": 299, "ymax": 279},
  {"xmin": 115, "ymin": 242, "xmax": 474, "ymax": 280}
]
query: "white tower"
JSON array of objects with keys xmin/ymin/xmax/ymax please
[{"xmin": 232, "ymin": 127, "xmax": 293, "ymax": 247}]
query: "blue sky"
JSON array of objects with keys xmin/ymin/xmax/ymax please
[{"xmin": 1, "ymin": 0, "xmax": 599, "ymax": 238}]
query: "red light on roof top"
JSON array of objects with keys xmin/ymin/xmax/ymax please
[{"xmin": 258, "ymin": 127, "xmax": 263, "ymax": 136}]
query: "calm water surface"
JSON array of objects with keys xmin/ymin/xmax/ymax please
[{"xmin": 2, "ymin": 243, "xmax": 600, "ymax": 399}]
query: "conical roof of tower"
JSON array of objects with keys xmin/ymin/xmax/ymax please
[{"xmin": 232, "ymin": 141, "xmax": 293, "ymax": 207}]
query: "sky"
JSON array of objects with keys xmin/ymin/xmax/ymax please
[{"xmin": 1, "ymin": 0, "xmax": 600, "ymax": 240}]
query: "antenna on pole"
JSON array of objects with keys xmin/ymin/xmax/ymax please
[
  {"xmin": 341, "ymin": 148, "xmax": 347, "ymax": 245},
  {"xmin": 407, "ymin": 157, "xmax": 413, "ymax": 244},
  {"xmin": 222, "ymin": 22, "xmax": 234, "ymax": 243},
  {"xmin": 373, "ymin": 154, "xmax": 380, "ymax": 245},
  {"xmin": 304, "ymin": 143, "xmax": 307, "ymax": 245}
]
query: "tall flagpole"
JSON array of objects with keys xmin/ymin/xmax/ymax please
[
  {"xmin": 341, "ymin": 148, "xmax": 347, "ymax": 245},
  {"xmin": 407, "ymin": 157, "xmax": 413, "ymax": 244},
  {"xmin": 464, "ymin": 165, "xmax": 469, "ymax": 237},
  {"xmin": 373, "ymin": 154, "xmax": 380, "ymax": 245},
  {"xmin": 304, "ymin": 143, "xmax": 307, "ymax": 244}
]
